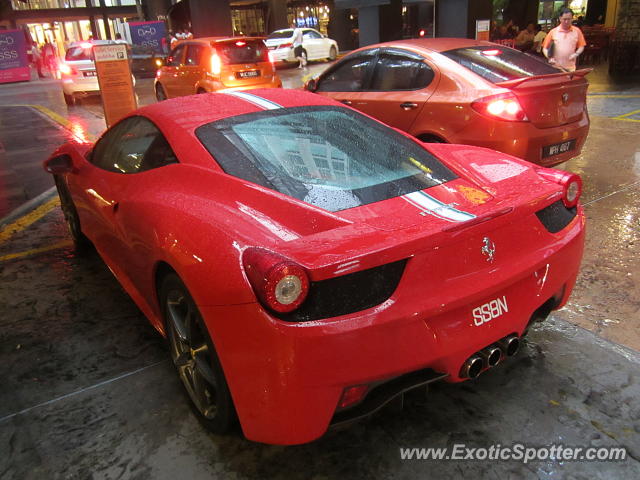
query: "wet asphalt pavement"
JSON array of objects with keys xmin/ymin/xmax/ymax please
[{"xmin": 0, "ymin": 62, "xmax": 639, "ymax": 478}]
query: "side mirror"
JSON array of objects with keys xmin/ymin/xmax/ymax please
[
  {"xmin": 44, "ymin": 155, "xmax": 75, "ymax": 175},
  {"xmin": 305, "ymin": 78, "xmax": 318, "ymax": 92}
]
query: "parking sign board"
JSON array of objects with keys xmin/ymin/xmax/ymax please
[{"xmin": 93, "ymin": 44, "xmax": 137, "ymax": 127}]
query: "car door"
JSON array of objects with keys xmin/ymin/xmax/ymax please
[
  {"xmin": 162, "ymin": 44, "xmax": 186, "ymax": 98},
  {"xmin": 180, "ymin": 44, "xmax": 206, "ymax": 95},
  {"xmin": 350, "ymin": 48, "xmax": 439, "ymax": 132},
  {"xmin": 302, "ymin": 29, "xmax": 324, "ymax": 60},
  {"xmin": 77, "ymin": 117, "xmax": 179, "ymax": 289},
  {"xmin": 313, "ymin": 49, "xmax": 378, "ymax": 106}
]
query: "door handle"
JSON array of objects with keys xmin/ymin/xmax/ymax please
[
  {"xmin": 400, "ymin": 102, "xmax": 418, "ymax": 110},
  {"xmin": 340, "ymin": 99, "xmax": 352, "ymax": 105}
]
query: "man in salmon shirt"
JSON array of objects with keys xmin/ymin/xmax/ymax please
[{"xmin": 542, "ymin": 7, "xmax": 586, "ymax": 71}]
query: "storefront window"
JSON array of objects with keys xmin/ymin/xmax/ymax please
[
  {"xmin": 231, "ymin": 5, "xmax": 267, "ymax": 36},
  {"xmin": 288, "ymin": 3, "xmax": 331, "ymax": 35}
]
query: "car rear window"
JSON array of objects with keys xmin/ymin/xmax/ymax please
[
  {"xmin": 195, "ymin": 106, "xmax": 457, "ymax": 212},
  {"xmin": 215, "ymin": 40, "xmax": 269, "ymax": 64},
  {"xmin": 441, "ymin": 46, "xmax": 559, "ymax": 83},
  {"xmin": 267, "ymin": 30, "xmax": 293, "ymax": 40},
  {"xmin": 65, "ymin": 46, "xmax": 92, "ymax": 61}
]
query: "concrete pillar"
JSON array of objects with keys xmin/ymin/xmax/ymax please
[
  {"xmin": 267, "ymin": 0, "xmax": 289, "ymax": 33},
  {"xmin": 359, "ymin": 6, "xmax": 379, "ymax": 46},
  {"xmin": 436, "ymin": 0, "xmax": 492, "ymax": 38},
  {"xmin": 329, "ymin": 7, "xmax": 353, "ymax": 52},
  {"xmin": 190, "ymin": 0, "xmax": 232, "ymax": 37}
]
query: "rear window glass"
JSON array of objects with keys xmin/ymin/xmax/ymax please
[
  {"xmin": 267, "ymin": 30, "xmax": 293, "ymax": 40},
  {"xmin": 195, "ymin": 106, "xmax": 456, "ymax": 212},
  {"xmin": 215, "ymin": 40, "xmax": 269, "ymax": 64},
  {"xmin": 65, "ymin": 46, "xmax": 92, "ymax": 61},
  {"xmin": 441, "ymin": 46, "xmax": 559, "ymax": 83}
]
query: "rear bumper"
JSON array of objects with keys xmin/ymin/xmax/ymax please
[
  {"xmin": 199, "ymin": 209, "xmax": 585, "ymax": 445},
  {"xmin": 269, "ymin": 48, "xmax": 296, "ymax": 62},
  {"xmin": 201, "ymin": 75, "xmax": 282, "ymax": 92},
  {"xmin": 436, "ymin": 112, "xmax": 590, "ymax": 166},
  {"xmin": 62, "ymin": 77, "xmax": 100, "ymax": 95}
]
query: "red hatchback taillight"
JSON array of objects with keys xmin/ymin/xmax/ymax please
[
  {"xmin": 537, "ymin": 169, "xmax": 583, "ymax": 208},
  {"xmin": 471, "ymin": 92, "xmax": 528, "ymax": 122},
  {"xmin": 243, "ymin": 248, "xmax": 309, "ymax": 313}
]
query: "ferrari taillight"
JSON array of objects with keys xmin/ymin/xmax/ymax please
[
  {"xmin": 243, "ymin": 248, "xmax": 309, "ymax": 313},
  {"xmin": 537, "ymin": 169, "xmax": 583, "ymax": 208},
  {"xmin": 211, "ymin": 53, "xmax": 222, "ymax": 75},
  {"xmin": 471, "ymin": 93, "xmax": 528, "ymax": 122}
]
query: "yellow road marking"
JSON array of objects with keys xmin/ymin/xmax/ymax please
[
  {"xmin": 0, "ymin": 196, "xmax": 60, "ymax": 244},
  {"xmin": 6, "ymin": 104, "xmax": 98, "ymax": 142},
  {"xmin": 587, "ymin": 94, "xmax": 640, "ymax": 98},
  {"xmin": 612, "ymin": 108, "xmax": 640, "ymax": 121},
  {"xmin": 0, "ymin": 239, "xmax": 73, "ymax": 263}
]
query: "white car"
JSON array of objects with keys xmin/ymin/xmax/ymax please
[
  {"xmin": 60, "ymin": 40, "xmax": 135, "ymax": 106},
  {"xmin": 265, "ymin": 28, "xmax": 338, "ymax": 64}
]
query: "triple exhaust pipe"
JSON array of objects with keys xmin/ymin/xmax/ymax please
[{"xmin": 461, "ymin": 335, "xmax": 520, "ymax": 379}]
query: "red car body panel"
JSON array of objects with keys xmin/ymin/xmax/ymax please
[
  {"xmin": 46, "ymin": 89, "xmax": 585, "ymax": 445},
  {"xmin": 311, "ymin": 38, "xmax": 590, "ymax": 166}
]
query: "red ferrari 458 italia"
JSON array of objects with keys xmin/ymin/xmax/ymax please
[{"xmin": 44, "ymin": 89, "xmax": 585, "ymax": 445}]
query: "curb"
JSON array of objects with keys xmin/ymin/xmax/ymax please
[{"xmin": 0, "ymin": 186, "xmax": 57, "ymax": 229}]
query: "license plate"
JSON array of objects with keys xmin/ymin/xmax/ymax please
[
  {"xmin": 542, "ymin": 139, "xmax": 576, "ymax": 158},
  {"xmin": 237, "ymin": 70, "xmax": 260, "ymax": 79},
  {"xmin": 83, "ymin": 71, "xmax": 97, "ymax": 77}
]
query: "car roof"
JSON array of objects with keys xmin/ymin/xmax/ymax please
[
  {"xmin": 179, "ymin": 36, "xmax": 266, "ymax": 45},
  {"xmin": 357, "ymin": 37, "xmax": 499, "ymax": 53},
  {"xmin": 137, "ymin": 88, "xmax": 342, "ymax": 133}
]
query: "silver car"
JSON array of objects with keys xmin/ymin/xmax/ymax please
[{"xmin": 60, "ymin": 40, "xmax": 135, "ymax": 106}]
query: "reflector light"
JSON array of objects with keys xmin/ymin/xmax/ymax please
[
  {"xmin": 235, "ymin": 41, "xmax": 246, "ymax": 47},
  {"xmin": 211, "ymin": 53, "xmax": 222, "ymax": 74},
  {"xmin": 482, "ymin": 49, "xmax": 502, "ymax": 56},
  {"xmin": 243, "ymin": 248, "xmax": 309, "ymax": 313},
  {"xmin": 338, "ymin": 385, "xmax": 368, "ymax": 409}
]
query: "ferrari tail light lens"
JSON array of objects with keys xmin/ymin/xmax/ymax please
[
  {"xmin": 536, "ymin": 169, "xmax": 583, "ymax": 208},
  {"xmin": 211, "ymin": 53, "xmax": 222, "ymax": 75},
  {"xmin": 471, "ymin": 93, "xmax": 528, "ymax": 122},
  {"xmin": 338, "ymin": 385, "xmax": 368, "ymax": 409},
  {"xmin": 243, "ymin": 248, "xmax": 309, "ymax": 313}
]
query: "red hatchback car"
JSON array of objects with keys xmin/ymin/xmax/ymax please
[
  {"xmin": 306, "ymin": 38, "xmax": 590, "ymax": 166},
  {"xmin": 44, "ymin": 89, "xmax": 584, "ymax": 445}
]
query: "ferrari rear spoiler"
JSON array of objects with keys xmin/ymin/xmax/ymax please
[{"xmin": 495, "ymin": 68, "xmax": 592, "ymax": 89}]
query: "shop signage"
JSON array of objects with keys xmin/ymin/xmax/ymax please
[
  {"xmin": 128, "ymin": 21, "xmax": 167, "ymax": 55},
  {"xmin": 93, "ymin": 44, "xmax": 137, "ymax": 127},
  {"xmin": 0, "ymin": 30, "xmax": 30, "ymax": 84},
  {"xmin": 476, "ymin": 20, "xmax": 491, "ymax": 41}
]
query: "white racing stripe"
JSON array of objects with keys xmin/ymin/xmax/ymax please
[
  {"xmin": 403, "ymin": 191, "xmax": 475, "ymax": 222},
  {"xmin": 224, "ymin": 91, "xmax": 283, "ymax": 110}
]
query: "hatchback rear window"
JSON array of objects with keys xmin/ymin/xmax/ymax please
[
  {"xmin": 215, "ymin": 40, "xmax": 269, "ymax": 64},
  {"xmin": 267, "ymin": 30, "xmax": 293, "ymax": 40},
  {"xmin": 65, "ymin": 46, "xmax": 92, "ymax": 61},
  {"xmin": 441, "ymin": 46, "xmax": 559, "ymax": 83},
  {"xmin": 196, "ymin": 106, "xmax": 456, "ymax": 212}
]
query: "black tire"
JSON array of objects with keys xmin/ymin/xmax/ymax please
[
  {"xmin": 54, "ymin": 176, "xmax": 90, "ymax": 252},
  {"xmin": 63, "ymin": 93, "xmax": 75, "ymax": 106},
  {"xmin": 328, "ymin": 46, "xmax": 337, "ymax": 61},
  {"xmin": 155, "ymin": 83, "xmax": 167, "ymax": 102},
  {"xmin": 160, "ymin": 273, "xmax": 237, "ymax": 434},
  {"xmin": 197, "ymin": 88, "xmax": 207, "ymax": 94}
]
